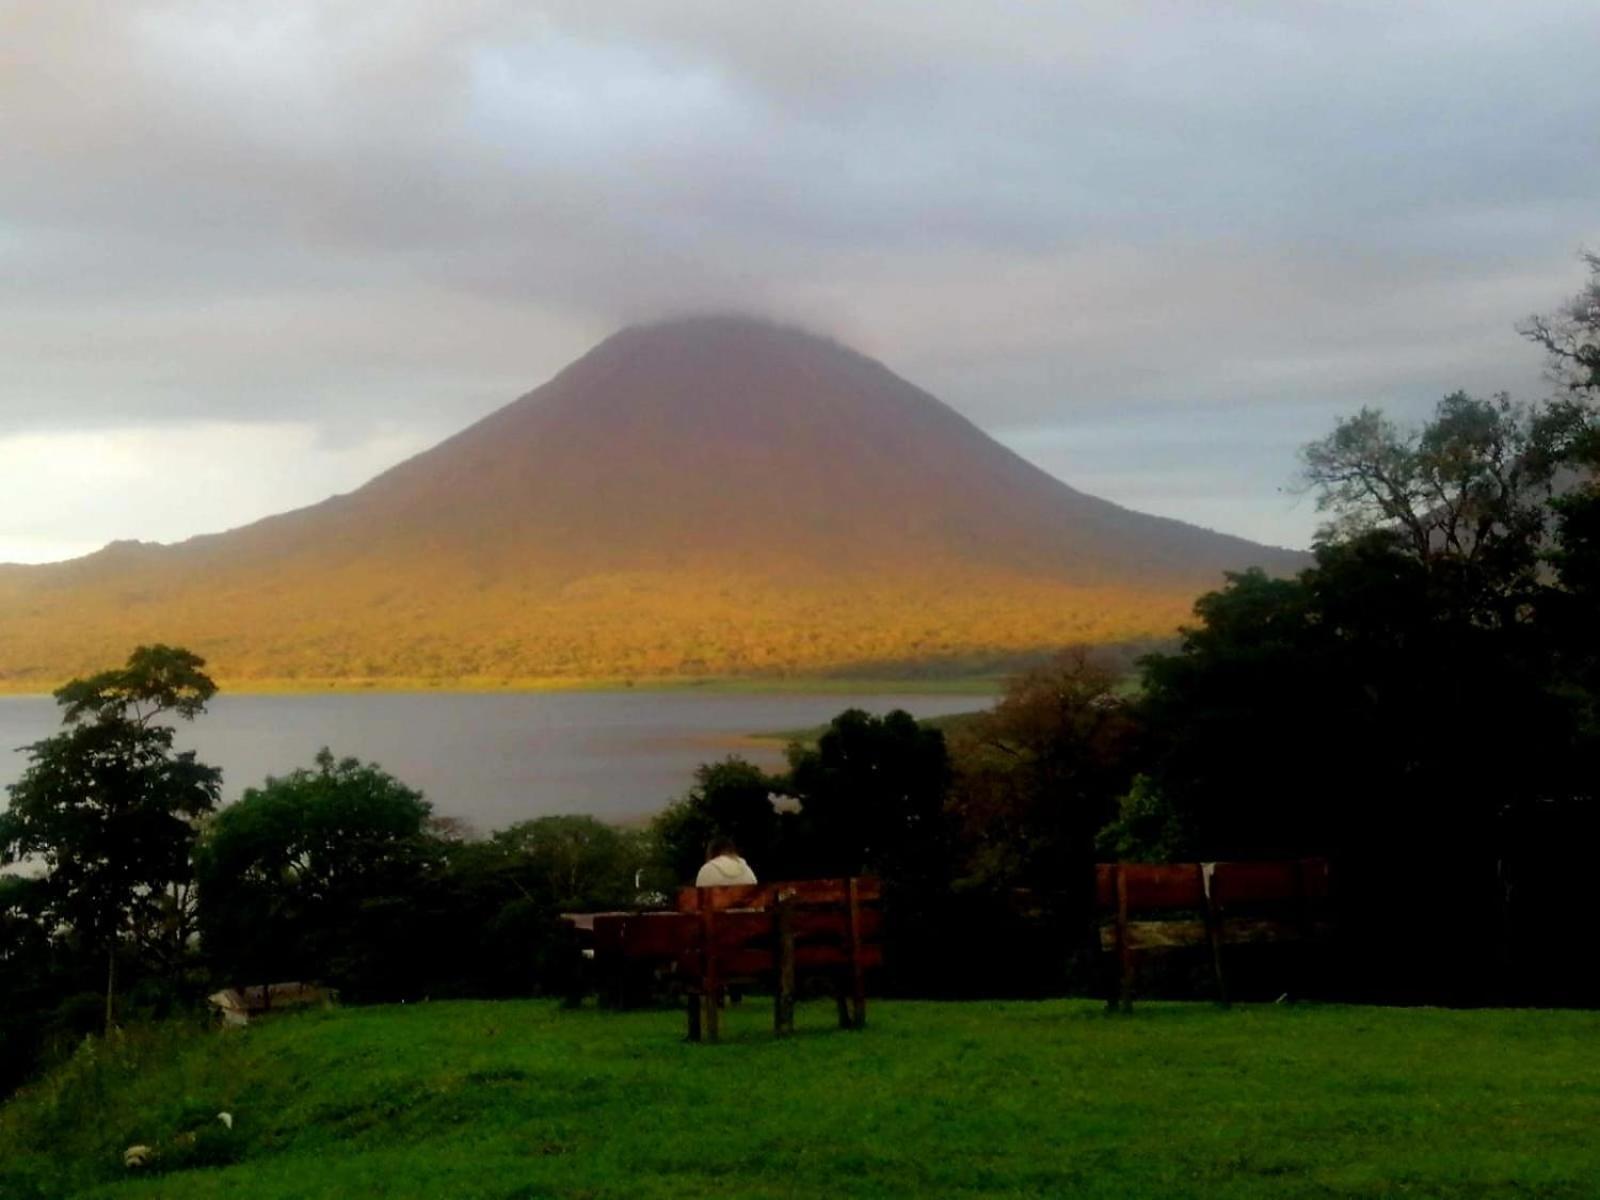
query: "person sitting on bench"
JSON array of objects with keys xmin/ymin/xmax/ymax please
[{"xmin": 695, "ymin": 837, "xmax": 757, "ymax": 887}]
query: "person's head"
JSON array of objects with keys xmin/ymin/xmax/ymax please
[{"xmin": 705, "ymin": 836, "xmax": 739, "ymax": 862}]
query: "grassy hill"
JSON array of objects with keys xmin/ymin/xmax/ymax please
[{"xmin": 4, "ymin": 999, "xmax": 1597, "ymax": 1199}]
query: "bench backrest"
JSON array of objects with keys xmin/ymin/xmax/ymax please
[
  {"xmin": 1094, "ymin": 859, "xmax": 1330, "ymax": 916},
  {"xmin": 673, "ymin": 876, "xmax": 882, "ymax": 913},
  {"xmin": 593, "ymin": 877, "xmax": 883, "ymax": 976},
  {"xmin": 679, "ymin": 877, "xmax": 883, "ymax": 976},
  {"xmin": 1095, "ymin": 859, "xmax": 1333, "ymax": 1010}
]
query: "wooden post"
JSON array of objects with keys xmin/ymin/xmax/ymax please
[
  {"xmin": 773, "ymin": 890, "xmax": 795, "ymax": 1037},
  {"xmin": 1115, "ymin": 864, "xmax": 1135, "ymax": 1013},
  {"xmin": 700, "ymin": 904, "xmax": 721, "ymax": 1044},
  {"xmin": 1201, "ymin": 862, "xmax": 1230, "ymax": 1008},
  {"xmin": 847, "ymin": 877, "xmax": 867, "ymax": 1030}
]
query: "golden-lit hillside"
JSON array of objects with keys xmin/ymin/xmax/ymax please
[{"xmin": 0, "ymin": 318, "xmax": 1302, "ymax": 690}]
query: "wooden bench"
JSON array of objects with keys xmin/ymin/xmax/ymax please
[
  {"xmin": 589, "ymin": 877, "xmax": 883, "ymax": 1042},
  {"xmin": 1096, "ymin": 859, "xmax": 1331, "ymax": 1011}
]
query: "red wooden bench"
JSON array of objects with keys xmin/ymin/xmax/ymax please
[
  {"xmin": 1096, "ymin": 858, "xmax": 1331, "ymax": 1011},
  {"xmin": 589, "ymin": 877, "xmax": 883, "ymax": 1042}
]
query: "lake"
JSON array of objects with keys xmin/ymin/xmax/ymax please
[{"xmin": 0, "ymin": 691, "xmax": 988, "ymax": 832}]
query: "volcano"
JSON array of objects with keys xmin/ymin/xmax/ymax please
[{"xmin": 0, "ymin": 317, "xmax": 1302, "ymax": 687}]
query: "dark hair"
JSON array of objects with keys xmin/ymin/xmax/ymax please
[{"xmin": 705, "ymin": 836, "xmax": 739, "ymax": 861}]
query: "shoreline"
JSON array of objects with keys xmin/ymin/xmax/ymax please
[{"xmin": 0, "ymin": 674, "xmax": 1004, "ymax": 699}]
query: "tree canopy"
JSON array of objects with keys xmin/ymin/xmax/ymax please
[
  {"xmin": 0, "ymin": 646, "xmax": 221, "ymax": 1031},
  {"xmin": 1520, "ymin": 251, "xmax": 1600, "ymax": 397},
  {"xmin": 1132, "ymin": 274, "xmax": 1600, "ymax": 999},
  {"xmin": 651, "ymin": 757, "xmax": 784, "ymax": 882},
  {"xmin": 194, "ymin": 749, "xmax": 435, "ymax": 993},
  {"xmin": 786, "ymin": 709, "xmax": 951, "ymax": 879}
]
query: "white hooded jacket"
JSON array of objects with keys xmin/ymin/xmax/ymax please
[{"xmin": 695, "ymin": 854, "xmax": 758, "ymax": 887}]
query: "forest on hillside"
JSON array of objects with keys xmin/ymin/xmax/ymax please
[{"xmin": 0, "ymin": 571, "xmax": 1194, "ymax": 691}]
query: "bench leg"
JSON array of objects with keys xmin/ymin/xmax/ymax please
[
  {"xmin": 835, "ymin": 982, "xmax": 865, "ymax": 1030},
  {"xmin": 774, "ymin": 895, "xmax": 796, "ymax": 1038},
  {"xmin": 1102, "ymin": 942, "xmax": 1121, "ymax": 1013},
  {"xmin": 686, "ymin": 990, "xmax": 721, "ymax": 1043},
  {"xmin": 774, "ymin": 984, "xmax": 795, "ymax": 1038},
  {"xmin": 703, "ymin": 988, "xmax": 721, "ymax": 1043}
]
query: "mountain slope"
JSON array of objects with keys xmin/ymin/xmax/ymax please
[{"xmin": 0, "ymin": 317, "xmax": 1303, "ymax": 688}]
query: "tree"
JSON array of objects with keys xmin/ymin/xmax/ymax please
[
  {"xmin": 651, "ymin": 757, "xmax": 783, "ymax": 883},
  {"xmin": 949, "ymin": 652, "xmax": 1139, "ymax": 892},
  {"xmin": 194, "ymin": 749, "xmax": 434, "ymax": 997},
  {"xmin": 1524, "ymin": 258, "xmax": 1600, "ymax": 756},
  {"xmin": 0, "ymin": 876, "xmax": 56, "ymax": 1094},
  {"xmin": 786, "ymin": 709, "xmax": 951, "ymax": 879},
  {"xmin": 781, "ymin": 709, "xmax": 954, "ymax": 994},
  {"xmin": 1094, "ymin": 775, "xmax": 1193, "ymax": 864},
  {"xmin": 1520, "ymin": 251, "xmax": 1600, "ymax": 397},
  {"xmin": 1143, "ymin": 376, "xmax": 1598, "ymax": 999},
  {"xmin": 53, "ymin": 644, "xmax": 217, "ymax": 725},
  {"xmin": 1300, "ymin": 392, "xmax": 1593, "ymax": 621},
  {"xmin": 932, "ymin": 656, "xmax": 1143, "ymax": 995},
  {"xmin": 489, "ymin": 815, "xmax": 649, "ymax": 911},
  {"xmin": 0, "ymin": 646, "xmax": 221, "ymax": 1031}
]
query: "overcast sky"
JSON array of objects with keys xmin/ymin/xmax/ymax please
[{"xmin": 3, "ymin": 1, "xmax": 1597, "ymax": 563}]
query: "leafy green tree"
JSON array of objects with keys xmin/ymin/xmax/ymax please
[
  {"xmin": 1544, "ymin": 420, "xmax": 1600, "ymax": 742},
  {"xmin": 489, "ymin": 815, "xmax": 649, "ymax": 910},
  {"xmin": 1143, "ymin": 376, "xmax": 1598, "ymax": 999},
  {"xmin": 949, "ymin": 652, "xmax": 1139, "ymax": 890},
  {"xmin": 651, "ymin": 757, "xmax": 783, "ymax": 882},
  {"xmin": 1094, "ymin": 775, "xmax": 1193, "ymax": 864},
  {"xmin": 0, "ymin": 646, "xmax": 221, "ymax": 1031},
  {"xmin": 935, "ymin": 655, "xmax": 1142, "ymax": 994},
  {"xmin": 53, "ymin": 644, "xmax": 217, "ymax": 725},
  {"xmin": 786, "ymin": 709, "xmax": 951, "ymax": 879},
  {"xmin": 784, "ymin": 709, "xmax": 966, "ymax": 995},
  {"xmin": 194, "ymin": 749, "xmax": 435, "ymax": 997},
  {"xmin": 1301, "ymin": 391, "xmax": 1593, "ymax": 624},
  {"xmin": 0, "ymin": 876, "xmax": 56, "ymax": 1093},
  {"xmin": 419, "ymin": 834, "xmax": 589, "ymax": 1000}
]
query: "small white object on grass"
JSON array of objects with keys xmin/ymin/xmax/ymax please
[
  {"xmin": 218, "ymin": 1111, "xmax": 234, "ymax": 1130},
  {"xmin": 124, "ymin": 1145, "xmax": 155, "ymax": 1169}
]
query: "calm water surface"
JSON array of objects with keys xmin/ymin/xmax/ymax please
[{"xmin": 0, "ymin": 691, "xmax": 988, "ymax": 832}]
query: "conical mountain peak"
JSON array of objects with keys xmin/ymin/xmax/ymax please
[{"xmin": 0, "ymin": 322, "xmax": 1302, "ymax": 687}]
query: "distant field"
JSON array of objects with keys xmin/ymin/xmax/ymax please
[{"xmin": 3, "ymin": 999, "xmax": 1597, "ymax": 1199}]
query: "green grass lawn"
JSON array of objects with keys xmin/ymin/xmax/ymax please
[{"xmin": 3, "ymin": 998, "xmax": 1598, "ymax": 1199}]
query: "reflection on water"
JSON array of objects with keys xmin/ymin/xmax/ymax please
[{"xmin": 0, "ymin": 691, "xmax": 988, "ymax": 832}]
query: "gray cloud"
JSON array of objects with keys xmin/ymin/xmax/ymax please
[{"xmin": 2, "ymin": 0, "xmax": 1597, "ymax": 554}]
